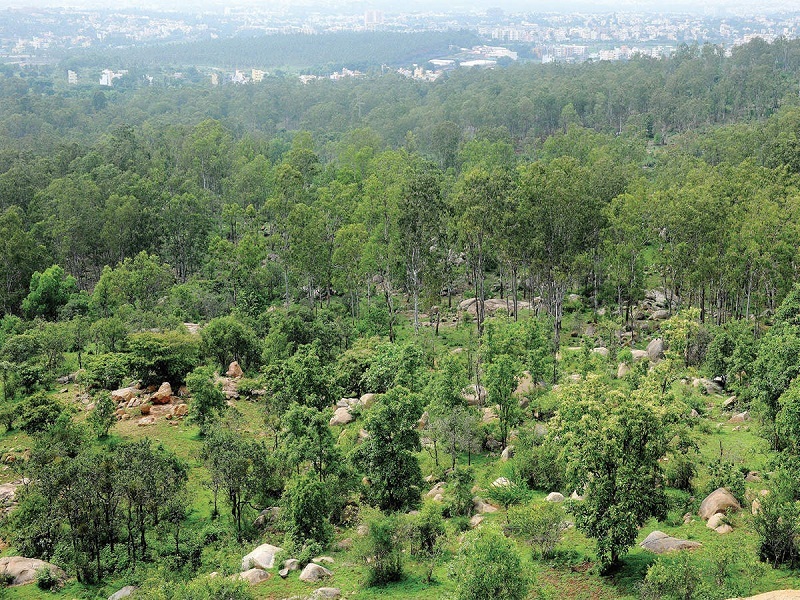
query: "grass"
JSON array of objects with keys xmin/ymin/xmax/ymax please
[{"xmin": 4, "ymin": 306, "xmax": 800, "ymax": 599}]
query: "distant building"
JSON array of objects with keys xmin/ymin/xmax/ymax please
[
  {"xmin": 67, "ymin": 70, "xmax": 78, "ymax": 85},
  {"xmin": 99, "ymin": 68, "xmax": 126, "ymax": 86},
  {"xmin": 210, "ymin": 73, "xmax": 219, "ymax": 86},
  {"xmin": 364, "ymin": 10, "xmax": 383, "ymax": 28},
  {"xmin": 251, "ymin": 69, "xmax": 265, "ymax": 82},
  {"xmin": 231, "ymin": 70, "xmax": 248, "ymax": 84}
]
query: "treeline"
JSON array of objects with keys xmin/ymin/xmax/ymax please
[
  {"xmin": 1, "ymin": 38, "xmax": 800, "ymax": 154},
  {"xmin": 62, "ymin": 30, "xmax": 483, "ymax": 72}
]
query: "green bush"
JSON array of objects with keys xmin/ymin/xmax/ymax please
[
  {"xmin": 18, "ymin": 392, "xmax": 63, "ymax": 434},
  {"xmin": 84, "ymin": 352, "xmax": 130, "ymax": 390},
  {"xmin": 35, "ymin": 566, "xmax": 60, "ymax": 590},
  {"xmin": 127, "ymin": 331, "xmax": 200, "ymax": 386},
  {"xmin": 363, "ymin": 513, "xmax": 405, "ymax": 586}
]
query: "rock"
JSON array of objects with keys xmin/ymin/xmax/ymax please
[
  {"xmin": 690, "ymin": 409, "xmax": 700, "ymax": 418},
  {"xmin": 470, "ymin": 514, "xmax": 484, "ymax": 528},
  {"xmin": 473, "ymin": 497, "xmax": 498, "ymax": 514},
  {"xmin": 278, "ymin": 568, "xmax": 289, "ymax": 579},
  {"xmin": 312, "ymin": 556, "xmax": 335, "ymax": 564},
  {"xmin": 172, "ymin": 403, "xmax": 188, "ymax": 417},
  {"xmin": 730, "ymin": 592, "xmax": 800, "ymax": 600},
  {"xmin": 639, "ymin": 531, "xmax": 702, "ymax": 554},
  {"xmin": 545, "ymin": 492, "xmax": 565, "ymax": 503},
  {"xmin": 514, "ymin": 371, "xmax": 534, "ymax": 397},
  {"xmin": 699, "ymin": 488, "xmax": 742, "ymax": 520},
  {"xmin": 299, "ymin": 563, "xmax": 332, "ymax": 583},
  {"xmin": 151, "ymin": 382, "xmax": 172, "ymax": 405},
  {"xmin": 109, "ymin": 586, "xmax": 138, "ymax": 600},
  {"xmin": 241, "ymin": 543, "xmax": 282, "ymax": 571},
  {"xmin": 252, "ymin": 507, "xmax": 280, "ymax": 529},
  {"xmin": 592, "ymin": 347, "xmax": 609, "ymax": 358},
  {"xmin": 482, "ymin": 406, "xmax": 498, "ymax": 424},
  {"xmin": 746, "ymin": 471, "xmax": 761, "ymax": 483},
  {"xmin": 694, "ymin": 378, "xmax": 724, "ymax": 395},
  {"xmin": 752, "ymin": 499, "xmax": 762, "ymax": 515},
  {"xmin": 112, "ymin": 387, "xmax": 139, "ymax": 404},
  {"xmin": 707, "ymin": 513, "xmax": 727, "ymax": 530},
  {"xmin": 358, "ymin": 429, "xmax": 369, "ymax": 442},
  {"xmin": 723, "ymin": 396, "xmax": 737, "ymax": 410},
  {"xmin": 617, "ymin": 363, "xmax": 631, "ymax": 378},
  {"xmin": 647, "ymin": 338, "xmax": 666, "ymax": 362},
  {"xmin": 227, "ymin": 361, "xmax": 244, "ymax": 378},
  {"xmin": 283, "ymin": 558, "xmax": 300, "ymax": 571},
  {"xmin": 336, "ymin": 399, "xmax": 350, "ymax": 408},
  {"xmin": 329, "ymin": 407, "xmax": 354, "ymax": 426},
  {"xmin": 570, "ymin": 490, "xmax": 584, "ymax": 501},
  {"xmin": 533, "ymin": 423, "xmax": 548, "ymax": 437},
  {"xmin": 426, "ymin": 482, "xmax": 446, "ymax": 498},
  {"xmin": 359, "ymin": 393, "xmax": 376, "ymax": 409},
  {"xmin": 311, "ymin": 588, "xmax": 342, "ymax": 599},
  {"xmin": 336, "ymin": 538, "xmax": 353, "ymax": 551},
  {"xmin": 651, "ymin": 309, "xmax": 670, "ymax": 320},
  {"xmin": 237, "ymin": 568, "xmax": 270, "ymax": 585},
  {"xmin": 683, "ymin": 512, "xmax": 693, "ymax": 525},
  {"xmin": 463, "ymin": 384, "xmax": 487, "ymax": 406},
  {"xmin": 357, "ymin": 525, "xmax": 369, "ymax": 536},
  {"xmin": 631, "ymin": 349, "xmax": 649, "ymax": 362},
  {"xmin": 729, "ymin": 411, "xmax": 750, "ymax": 424},
  {"xmin": 0, "ymin": 557, "xmax": 65, "ymax": 586},
  {"xmin": 0, "ymin": 482, "xmax": 19, "ymax": 503},
  {"xmin": 492, "ymin": 477, "xmax": 512, "ymax": 488},
  {"xmin": 501, "ymin": 445, "xmax": 515, "ymax": 461},
  {"xmin": 137, "ymin": 416, "xmax": 156, "ymax": 426},
  {"xmin": 417, "ymin": 411, "xmax": 429, "ymax": 429},
  {"xmin": 139, "ymin": 403, "xmax": 151, "ymax": 415}
]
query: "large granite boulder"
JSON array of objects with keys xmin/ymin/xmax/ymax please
[
  {"xmin": 640, "ymin": 531, "xmax": 702, "ymax": 554},
  {"xmin": 0, "ymin": 557, "xmax": 65, "ymax": 586},
  {"xmin": 241, "ymin": 543, "xmax": 282, "ymax": 571},
  {"xmin": 699, "ymin": 488, "xmax": 741, "ymax": 520}
]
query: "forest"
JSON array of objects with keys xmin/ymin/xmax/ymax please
[{"xmin": 0, "ymin": 36, "xmax": 799, "ymax": 600}]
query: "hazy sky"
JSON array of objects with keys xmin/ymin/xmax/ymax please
[{"xmin": 0, "ymin": 0, "xmax": 795, "ymax": 14}]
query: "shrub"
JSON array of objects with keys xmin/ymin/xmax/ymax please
[
  {"xmin": 83, "ymin": 352, "xmax": 130, "ymax": 390},
  {"xmin": 508, "ymin": 501, "xmax": 568, "ymax": 559},
  {"xmin": 451, "ymin": 525, "xmax": 530, "ymax": 600},
  {"xmin": 127, "ymin": 331, "xmax": 200, "ymax": 387},
  {"xmin": 18, "ymin": 392, "xmax": 63, "ymax": 434},
  {"xmin": 35, "ymin": 566, "xmax": 60, "ymax": 590},
  {"xmin": 363, "ymin": 512, "xmax": 404, "ymax": 586}
]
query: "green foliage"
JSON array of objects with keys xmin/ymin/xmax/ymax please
[
  {"xmin": 88, "ymin": 391, "xmax": 116, "ymax": 438},
  {"xmin": 483, "ymin": 354, "xmax": 522, "ymax": 449},
  {"xmin": 18, "ymin": 392, "xmax": 64, "ymax": 434},
  {"xmin": 551, "ymin": 376, "xmax": 673, "ymax": 570},
  {"xmin": 35, "ymin": 566, "xmax": 60, "ymax": 590},
  {"xmin": 753, "ymin": 493, "xmax": 800, "ymax": 568},
  {"xmin": 127, "ymin": 331, "xmax": 201, "ymax": 387},
  {"xmin": 84, "ymin": 352, "xmax": 130, "ymax": 390},
  {"xmin": 508, "ymin": 501, "xmax": 568, "ymax": 559},
  {"xmin": 352, "ymin": 386, "xmax": 423, "ymax": 512},
  {"xmin": 451, "ymin": 525, "xmax": 530, "ymax": 600},
  {"xmin": 705, "ymin": 456, "xmax": 745, "ymax": 503},
  {"xmin": 22, "ymin": 264, "xmax": 77, "ymax": 320},
  {"xmin": 514, "ymin": 425, "xmax": 564, "ymax": 492},
  {"xmin": 447, "ymin": 467, "xmax": 475, "ymax": 518},
  {"xmin": 186, "ymin": 366, "xmax": 226, "ymax": 435},
  {"xmin": 363, "ymin": 512, "xmax": 405, "ymax": 586},
  {"xmin": 200, "ymin": 315, "xmax": 260, "ymax": 371},
  {"xmin": 282, "ymin": 473, "xmax": 334, "ymax": 547}
]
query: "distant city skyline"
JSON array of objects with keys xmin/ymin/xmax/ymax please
[{"xmin": 0, "ymin": 0, "xmax": 797, "ymax": 15}]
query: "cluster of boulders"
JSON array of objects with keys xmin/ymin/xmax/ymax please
[
  {"xmin": 700, "ymin": 487, "xmax": 741, "ymax": 534},
  {"xmin": 329, "ymin": 393, "xmax": 377, "ymax": 426},
  {"xmin": 234, "ymin": 543, "xmax": 340, "ymax": 597},
  {"xmin": 458, "ymin": 297, "xmax": 539, "ymax": 318},
  {"xmin": 111, "ymin": 381, "xmax": 189, "ymax": 427}
]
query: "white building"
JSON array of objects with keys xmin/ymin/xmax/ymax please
[{"xmin": 67, "ymin": 70, "xmax": 78, "ymax": 85}]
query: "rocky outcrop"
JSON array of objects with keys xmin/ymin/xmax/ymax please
[
  {"xmin": 545, "ymin": 492, "xmax": 565, "ymax": 503},
  {"xmin": 237, "ymin": 568, "xmax": 270, "ymax": 585},
  {"xmin": 227, "ymin": 361, "xmax": 244, "ymax": 378},
  {"xmin": 699, "ymin": 488, "xmax": 741, "ymax": 520},
  {"xmin": 151, "ymin": 382, "xmax": 173, "ymax": 405},
  {"xmin": 329, "ymin": 407, "xmax": 354, "ymax": 426},
  {"xmin": 108, "ymin": 586, "xmax": 138, "ymax": 600},
  {"xmin": 241, "ymin": 543, "xmax": 282, "ymax": 571},
  {"xmin": 639, "ymin": 531, "xmax": 702, "ymax": 554},
  {"xmin": 0, "ymin": 557, "xmax": 65, "ymax": 586},
  {"xmin": 299, "ymin": 563, "xmax": 332, "ymax": 583}
]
